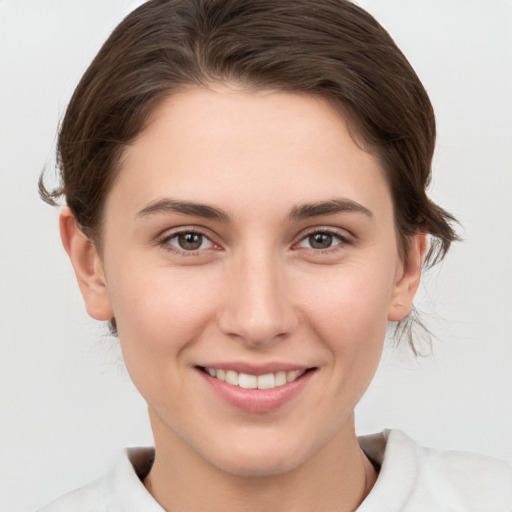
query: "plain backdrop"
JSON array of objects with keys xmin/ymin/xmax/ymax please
[{"xmin": 1, "ymin": 1, "xmax": 511, "ymax": 510}]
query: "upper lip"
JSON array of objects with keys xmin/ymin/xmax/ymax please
[{"xmin": 197, "ymin": 362, "xmax": 314, "ymax": 376}]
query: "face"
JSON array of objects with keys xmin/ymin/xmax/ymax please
[{"xmin": 65, "ymin": 87, "xmax": 422, "ymax": 477}]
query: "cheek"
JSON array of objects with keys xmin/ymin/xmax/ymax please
[
  {"xmin": 106, "ymin": 266, "xmax": 224, "ymax": 416},
  {"xmin": 302, "ymin": 263, "xmax": 394, "ymax": 339},
  {"xmin": 106, "ymin": 264, "xmax": 220, "ymax": 359},
  {"xmin": 298, "ymin": 263, "xmax": 393, "ymax": 381}
]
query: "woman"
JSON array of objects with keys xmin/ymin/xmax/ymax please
[{"xmin": 37, "ymin": 0, "xmax": 511, "ymax": 510}]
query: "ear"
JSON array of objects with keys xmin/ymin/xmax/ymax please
[
  {"xmin": 59, "ymin": 207, "xmax": 114, "ymax": 321},
  {"xmin": 387, "ymin": 233, "xmax": 427, "ymax": 322}
]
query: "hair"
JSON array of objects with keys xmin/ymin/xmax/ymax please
[{"xmin": 40, "ymin": 0, "xmax": 459, "ymax": 350}]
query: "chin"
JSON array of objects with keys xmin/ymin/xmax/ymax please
[
  {"xmin": 200, "ymin": 435, "xmax": 312, "ymax": 478},
  {"xmin": 212, "ymin": 453, "xmax": 302, "ymax": 478}
]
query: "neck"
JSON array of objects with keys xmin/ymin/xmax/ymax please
[{"xmin": 144, "ymin": 413, "xmax": 377, "ymax": 512}]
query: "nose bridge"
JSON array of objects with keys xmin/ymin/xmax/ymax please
[{"xmin": 219, "ymin": 244, "xmax": 297, "ymax": 346}]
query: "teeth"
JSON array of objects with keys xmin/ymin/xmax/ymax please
[
  {"xmin": 204, "ymin": 367, "xmax": 306, "ymax": 389},
  {"xmin": 287, "ymin": 370, "xmax": 302, "ymax": 383},
  {"xmin": 275, "ymin": 371, "xmax": 287, "ymax": 386},
  {"xmin": 257, "ymin": 373, "xmax": 275, "ymax": 389},
  {"xmin": 225, "ymin": 370, "xmax": 239, "ymax": 386},
  {"xmin": 239, "ymin": 373, "xmax": 257, "ymax": 389}
]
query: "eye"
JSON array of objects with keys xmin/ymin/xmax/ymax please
[
  {"xmin": 297, "ymin": 230, "xmax": 347, "ymax": 250},
  {"xmin": 165, "ymin": 231, "xmax": 214, "ymax": 252}
]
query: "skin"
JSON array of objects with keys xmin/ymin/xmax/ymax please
[{"xmin": 61, "ymin": 86, "xmax": 424, "ymax": 511}]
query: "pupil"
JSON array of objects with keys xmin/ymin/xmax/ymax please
[
  {"xmin": 178, "ymin": 233, "xmax": 202, "ymax": 250},
  {"xmin": 309, "ymin": 233, "xmax": 332, "ymax": 249}
]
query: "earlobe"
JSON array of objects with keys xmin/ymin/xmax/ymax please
[
  {"xmin": 387, "ymin": 233, "xmax": 426, "ymax": 322},
  {"xmin": 59, "ymin": 207, "xmax": 114, "ymax": 321}
]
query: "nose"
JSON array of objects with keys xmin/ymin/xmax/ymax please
[{"xmin": 218, "ymin": 250, "xmax": 298, "ymax": 347}]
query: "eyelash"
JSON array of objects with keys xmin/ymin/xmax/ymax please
[
  {"xmin": 296, "ymin": 229, "xmax": 351, "ymax": 254},
  {"xmin": 159, "ymin": 229, "xmax": 216, "ymax": 256},
  {"xmin": 158, "ymin": 228, "xmax": 351, "ymax": 256}
]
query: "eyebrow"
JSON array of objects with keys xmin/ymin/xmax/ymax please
[
  {"xmin": 288, "ymin": 198, "xmax": 374, "ymax": 221},
  {"xmin": 137, "ymin": 199, "xmax": 230, "ymax": 222},
  {"xmin": 136, "ymin": 197, "xmax": 373, "ymax": 222}
]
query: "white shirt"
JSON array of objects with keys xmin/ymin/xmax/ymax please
[{"xmin": 38, "ymin": 430, "xmax": 512, "ymax": 512}]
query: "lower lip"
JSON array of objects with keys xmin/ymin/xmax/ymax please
[{"xmin": 197, "ymin": 369, "xmax": 315, "ymax": 413}]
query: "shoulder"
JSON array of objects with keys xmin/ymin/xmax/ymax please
[
  {"xmin": 37, "ymin": 447, "xmax": 162, "ymax": 512},
  {"xmin": 37, "ymin": 477, "xmax": 105, "ymax": 512},
  {"xmin": 418, "ymin": 439, "xmax": 512, "ymax": 499},
  {"xmin": 358, "ymin": 429, "xmax": 512, "ymax": 511}
]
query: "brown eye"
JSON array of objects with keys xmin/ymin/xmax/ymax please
[
  {"xmin": 178, "ymin": 233, "xmax": 203, "ymax": 250},
  {"xmin": 308, "ymin": 232, "xmax": 334, "ymax": 249},
  {"xmin": 166, "ymin": 231, "xmax": 213, "ymax": 252},
  {"xmin": 297, "ymin": 231, "xmax": 347, "ymax": 251}
]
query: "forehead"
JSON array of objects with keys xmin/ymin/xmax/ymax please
[{"xmin": 109, "ymin": 87, "xmax": 392, "ymax": 222}]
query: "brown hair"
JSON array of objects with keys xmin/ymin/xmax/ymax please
[{"xmin": 40, "ymin": 0, "xmax": 459, "ymax": 348}]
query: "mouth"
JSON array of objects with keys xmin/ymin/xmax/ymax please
[
  {"xmin": 198, "ymin": 366, "xmax": 310, "ymax": 390},
  {"xmin": 196, "ymin": 365, "xmax": 316, "ymax": 413}
]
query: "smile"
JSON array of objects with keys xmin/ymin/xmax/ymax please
[
  {"xmin": 197, "ymin": 365, "xmax": 316, "ymax": 413},
  {"xmin": 202, "ymin": 367, "xmax": 306, "ymax": 389}
]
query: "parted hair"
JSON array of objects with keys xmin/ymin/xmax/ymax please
[{"xmin": 40, "ymin": 0, "xmax": 459, "ymax": 349}]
